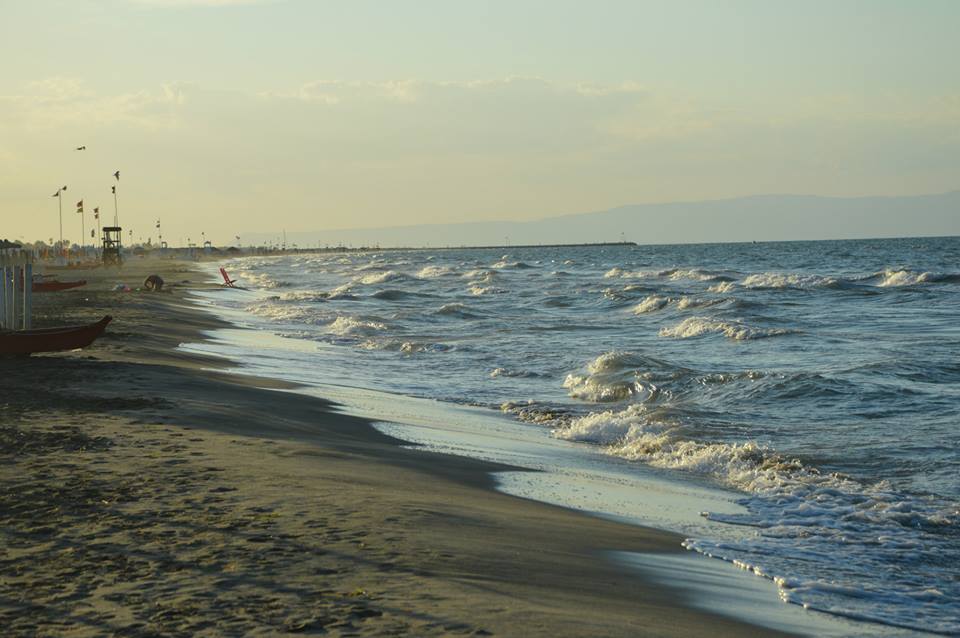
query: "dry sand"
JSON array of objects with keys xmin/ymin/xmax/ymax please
[{"xmin": 0, "ymin": 257, "xmax": 789, "ymax": 637}]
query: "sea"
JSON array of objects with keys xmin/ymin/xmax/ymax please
[{"xmin": 186, "ymin": 237, "xmax": 960, "ymax": 635}]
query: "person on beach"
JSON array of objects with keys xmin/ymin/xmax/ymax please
[{"xmin": 143, "ymin": 274, "xmax": 164, "ymax": 291}]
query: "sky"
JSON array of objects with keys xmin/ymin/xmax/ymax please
[{"xmin": 1, "ymin": 0, "xmax": 958, "ymax": 246}]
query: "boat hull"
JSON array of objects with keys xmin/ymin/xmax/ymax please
[
  {"xmin": 0, "ymin": 315, "xmax": 112, "ymax": 355},
  {"xmin": 32, "ymin": 280, "xmax": 87, "ymax": 292}
]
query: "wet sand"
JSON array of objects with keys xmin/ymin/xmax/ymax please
[{"xmin": 0, "ymin": 257, "xmax": 792, "ymax": 636}]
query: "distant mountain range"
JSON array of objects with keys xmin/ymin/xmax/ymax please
[{"xmin": 247, "ymin": 191, "xmax": 960, "ymax": 248}]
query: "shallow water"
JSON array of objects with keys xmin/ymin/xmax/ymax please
[{"xmin": 201, "ymin": 237, "xmax": 960, "ymax": 635}]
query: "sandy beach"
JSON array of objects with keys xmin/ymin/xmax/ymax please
[{"xmin": 0, "ymin": 258, "xmax": 790, "ymax": 637}]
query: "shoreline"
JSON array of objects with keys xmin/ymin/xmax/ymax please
[{"xmin": 2, "ymin": 258, "xmax": 796, "ymax": 636}]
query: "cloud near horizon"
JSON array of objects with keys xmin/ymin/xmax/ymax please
[{"xmin": 1, "ymin": 76, "xmax": 957, "ymax": 244}]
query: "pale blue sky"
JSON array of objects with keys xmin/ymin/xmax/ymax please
[{"xmin": 2, "ymin": 0, "xmax": 958, "ymax": 244}]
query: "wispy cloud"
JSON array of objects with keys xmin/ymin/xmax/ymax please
[
  {"xmin": 2, "ymin": 76, "xmax": 957, "ymax": 241},
  {"xmin": 0, "ymin": 78, "xmax": 188, "ymax": 131}
]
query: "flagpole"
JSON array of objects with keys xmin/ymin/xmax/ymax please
[
  {"xmin": 58, "ymin": 191, "xmax": 63, "ymax": 258},
  {"xmin": 113, "ymin": 187, "xmax": 119, "ymax": 227},
  {"xmin": 81, "ymin": 207, "xmax": 85, "ymax": 257}
]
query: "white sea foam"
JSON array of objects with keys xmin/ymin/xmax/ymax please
[
  {"xmin": 676, "ymin": 296, "xmax": 723, "ymax": 310},
  {"xmin": 662, "ymin": 268, "xmax": 730, "ymax": 282},
  {"xmin": 490, "ymin": 367, "xmax": 543, "ymax": 378},
  {"xmin": 604, "ymin": 267, "xmax": 653, "ymax": 279},
  {"xmin": 417, "ymin": 265, "xmax": 456, "ymax": 278},
  {"xmin": 246, "ymin": 302, "xmax": 327, "ymax": 324},
  {"xmin": 436, "ymin": 303, "xmax": 478, "ymax": 318},
  {"xmin": 633, "ymin": 295, "xmax": 722, "ymax": 314},
  {"xmin": 236, "ymin": 271, "xmax": 287, "ymax": 289},
  {"xmin": 633, "ymin": 295, "xmax": 671, "ymax": 314},
  {"xmin": 562, "ymin": 374, "xmax": 645, "ymax": 402},
  {"xmin": 708, "ymin": 281, "xmax": 737, "ymax": 293},
  {"xmin": 326, "ymin": 316, "xmax": 387, "ymax": 336},
  {"xmin": 741, "ymin": 273, "xmax": 840, "ymax": 289},
  {"xmin": 491, "ymin": 259, "xmax": 533, "ymax": 269},
  {"xmin": 358, "ymin": 339, "xmax": 449, "ymax": 354},
  {"xmin": 586, "ymin": 351, "xmax": 644, "ymax": 374},
  {"xmin": 606, "ymin": 267, "xmax": 729, "ymax": 282},
  {"xmin": 469, "ymin": 284, "xmax": 505, "ymax": 296},
  {"xmin": 875, "ymin": 269, "xmax": 935, "ymax": 287},
  {"xmin": 357, "ymin": 270, "xmax": 409, "ymax": 285},
  {"xmin": 462, "ymin": 269, "xmax": 498, "ymax": 283},
  {"xmin": 659, "ymin": 317, "xmax": 792, "ymax": 341},
  {"xmin": 559, "ymin": 352, "xmax": 664, "ymax": 403},
  {"xmin": 500, "ymin": 400, "xmax": 570, "ymax": 425}
]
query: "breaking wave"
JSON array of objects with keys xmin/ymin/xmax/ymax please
[
  {"xmin": 357, "ymin": 270, "xmax": 411, "ymax": 285},
  {"xmin": 360, "ymin": 339, "xmax": 451, "ymax": 354},
  {"xmin": 436, "ymin": 303, "xmax": 480, "ymax": 318},
  {"xmin": 491, "ymin": 257, "xmax": 535, "ymax": 269},
  {"xmin": 633, "ymin": 295, "xmax": 670, "ymax": 314},
  {"xmin": 633, "ymin": 295, "xmax": 727, "ymax": 314},
  {"xmin": 469, "ymin": 284, "xmax": 506, "ymax": 296},
  {"xmin": 605, "ymin": 267, "xmax": 732, "ymax": 282},
  {"xmin": 416, "ymin": 265, "xmax": 457, "ymax": 278},
  {"xmin": 871, "ymin": 269, "xmax": 960, "ymax": 287},
  {"xmin": 326, "ymin": 316, "xmax": 388, "ymax": 336},
  {"xmin": 550, "ymin": 400, "xmax": 960, "ymax": 633},
  {"xmin": 560, "ymin": 351, "xmax": 678, "ymax": 403},
  {"xmin": 708, "ymin": 281, "xmax": 737, "ymax": 293},
  {"xmin": 235, "ymin": 270, "xmax": 290, "ymax": 289},
  {"xmin": 740, "ymin": 273, "xmax": 841, "ymax": 290},
  {"xmin": 659, "ymin": 317, "xmax": 794, "ymax": 340}
]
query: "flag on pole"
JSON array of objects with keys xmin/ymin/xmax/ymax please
[
  {"xmin": 156, "ymin": 220, "xmax": 161, "ymax": 229},
  {"xmin": 94, "ymin": 207, "xmax": 100, "ymax": 220},
  {"xmin": 52, "ymin": 191, "xmax": 60, "ymax": 197},
  {"xmin": 111, "ymin": 185, "xmax": 116, "ymax": 194},
  {"xmin": 76, "ymin": 200, "xmax": 83, "ymax": 213}
]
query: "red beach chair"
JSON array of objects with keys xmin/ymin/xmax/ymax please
[{"xmin": 220, "ymin": 267, "xmax": 238, "ymax": 288}]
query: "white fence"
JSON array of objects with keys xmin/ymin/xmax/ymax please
[{"xmin": 0, "ymin": 248, "xmax": 33, "ymax": 330}]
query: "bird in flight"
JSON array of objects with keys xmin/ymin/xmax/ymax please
[
  {"xmin": 113, "ymin": 170, "xmax": 120, "ymax": 180},
  {"xmin": 76, "ymin": 145, "xmax": 86, "ymax": 151}
]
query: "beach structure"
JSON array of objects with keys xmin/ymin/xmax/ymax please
[
  {"xmin": 102, "ymin": 226, "xmax": 123, "ymax": 265},
  {"xmin": 0, "ymin": 247, "xmax": 33, "ymax": 330}
]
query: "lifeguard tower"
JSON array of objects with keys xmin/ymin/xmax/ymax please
[{"xmin": 102, "ymin": 226, "xmax": 122, "ymax": 266}]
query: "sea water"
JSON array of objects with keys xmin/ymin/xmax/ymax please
[{"xmin": 191, "ymin": 237, "xmax": 960, "ymax": 635}]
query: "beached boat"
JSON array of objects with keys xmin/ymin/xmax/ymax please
[
  {"xmin": 31, "ymin": 279, "xmax": 87, "ymax": 293},
  {"xmin": 0, "ymin": 315, "xmax": 112, "ymax": 355}
]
